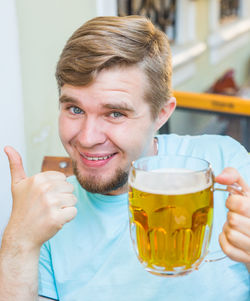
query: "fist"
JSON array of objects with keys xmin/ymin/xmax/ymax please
[
  {"xmin": 3, "ymin": 146, "xmax": 77, "ymax": 251},
  {"xmin": 215, "ymin": 167, "xmax": 250, "ymax": 263}
]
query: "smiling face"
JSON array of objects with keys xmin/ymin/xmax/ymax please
[{"xmin": 59, "ymin": 65, "xmax": 175, "ymax": 195}]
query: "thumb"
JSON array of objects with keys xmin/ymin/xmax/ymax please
[{"xmin": 4, "ymin": 146, "xmax": 26, "ymax": 184}]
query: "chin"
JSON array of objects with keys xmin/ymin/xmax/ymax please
[{"xmin": 73, "ymin": 161, "xmax": 129, "ymax": 194}]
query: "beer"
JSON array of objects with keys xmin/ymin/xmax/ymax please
[{"xmin": 128, "ymin": 168, "xmax": 213, "ymax": 276}]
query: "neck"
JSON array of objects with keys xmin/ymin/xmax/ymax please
[
  {"xmin": 105, "ymin": 137, "xmax": 158, "ymax": 196},
  {"xmin": 153, "ymin": 137, "xmax": 158, "ymax": 155}
]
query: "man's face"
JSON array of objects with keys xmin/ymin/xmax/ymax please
[{"xmin": 59, "ymin": 66, "xmax": 163, "ymax": 195}]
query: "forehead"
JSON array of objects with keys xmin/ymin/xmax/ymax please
[{"xmin": 60, "ymin": 65, "xmax": 150, "ymax": 107}]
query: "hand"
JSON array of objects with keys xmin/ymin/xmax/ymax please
[
  {"xmin": 215, "ymin": 167, "xmax": 250, "ymax": 263},
  {"xmin": 3, "ymin": 146, "xmax": 77, "ymax": 251}
]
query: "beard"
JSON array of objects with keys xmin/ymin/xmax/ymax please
[{"xmin": 72, "ymin": 160, "xmax": 129, "ymax": 194}]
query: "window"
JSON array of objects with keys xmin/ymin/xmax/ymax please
[
  {"xmin": 208, "ymin": 0, "xmax": 250, "ymax": 64},
  {"xmin": 220, "ymin": 0, "xmax": 240, "ymax": 23},
  {"xmin": 117, "ymin": 0, "xmax": 177, "ymax": 42},
  {"xmin": 96, "ymin": 0, "xmax": 206, "ymax": 87}
]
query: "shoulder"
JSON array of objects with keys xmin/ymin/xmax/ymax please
[
  {"xmin": 157, "ymin": 134, "xmax": 249, "ymax": 176},
  {"xmin": 158, "ymin": 133, "xmax": 242, "ymax": 145},
  {"xmin": 157, "ymin": 133, "xmax": 247, "ymax": 154}
]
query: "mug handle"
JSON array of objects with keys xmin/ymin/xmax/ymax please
[
  {"xmin": 205, "ymin": 182, "xmax": 246, "ymax": 263},
  {"xmin": 214, "ymin": 183, "xmax": 246, "ymax": 196}
]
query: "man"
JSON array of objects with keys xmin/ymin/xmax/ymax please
[{"xmin": 0, "ymin": 16, "xmax": 249, "ymax": 300}]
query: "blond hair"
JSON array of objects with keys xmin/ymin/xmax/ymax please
[{"xmin": 56, "ymin": 15, "xmax": 172, "ymax": 118}]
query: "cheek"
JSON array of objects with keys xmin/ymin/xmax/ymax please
[
  {"xmin": 58, "ymin": 115, "xmax": 78, "ymax": 143},
  {"xmin": 114, "ymin": 120, "xmax": 155, "ymax": 155},
  {"xmin": 135, "ymin": 121, "xmax": 157, "ymax": 152},
  {"xmin": 58, "ymin": 115, "xmax": 67, "ymax": 142}
]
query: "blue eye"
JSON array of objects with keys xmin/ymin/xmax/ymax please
[
  {"xmin": 70, "ymin": 106, "xmax": 83, "ymax": 115},
  {"xmin": 110, "ymin": 112, "xmax": 123, "ymax": 118}
]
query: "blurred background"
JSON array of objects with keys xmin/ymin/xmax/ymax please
[{"xmin": 1, "ymin": 0, "xmax": 250, "ymax": 237}]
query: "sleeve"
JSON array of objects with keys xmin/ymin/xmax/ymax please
[
  {"xmin": 222, "ymin": 136, "xmax": 250, "ymax": 184},
  {"xmin": 38, "ymin": 242, "xmax": 59, "ymax": 300},
  {"xmin": 202, "ymin": 136, "xmax": 250, "ymax": 254}
]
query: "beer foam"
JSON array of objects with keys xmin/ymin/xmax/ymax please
[
  {"xmin": 152, "ymin": 168, "xmax": 193, "ymax": 173},
  {"xmin": 130, "ymin": 168, "xmax": 212, "ymax": 195}
]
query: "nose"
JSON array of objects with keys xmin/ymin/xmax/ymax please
[{"xmin": 77, "ymin": 116, "xmax": 106, "ymax": 148}]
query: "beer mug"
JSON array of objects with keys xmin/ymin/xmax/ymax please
[{"xmin": 128, "ymin": 155, "xmax": 244, "ymax": 277}]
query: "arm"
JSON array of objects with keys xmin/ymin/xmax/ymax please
[
  {"xmin": 215, "ymin": 168, "xmax": 250, "ymax": 271},
  {"xmin": 0, "ymin": 240, "xmax": 40, "ymax": 300},
  {"xmin": 0, "ymin": 146, "xmax": 77, "ymax": 300}
]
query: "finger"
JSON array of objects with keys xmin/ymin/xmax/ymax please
[
  {"xmin": 223, "ymin": 222, "xmax": 250, "ymax": 252},
  {"xmin": 59, "ymin": 206, "xmax": 77, "ymax": 224},
  {"xmin": 29, "ymin": 172, "xmax": 67, "ymax": 192},
  {"xmin": 226, "ymin": 194, "xmax": 250, "ymax": 217},
  {"xmin": 41, "ymin": 171, "xmax": 67, "ymax": 181},
  {"xmin": 46, "ymin": 181, "xmax": 74, "ymax": 194},
  {"xmin": 56, "ymin": 194, "xmax": 77, "ymax": 208},
  {"xmin": 219, "ymin": 231, "xmax": 250, "ymax": 263},
  {"xmin": 4, "ymin": 146, "xmax": 26, "ymax": 184},
  {"xmin": 227, "ymin": 211, "xmax": 250, "ymax": 236},
  {"xmin": 215, "ymin": 167, "xmax": 249, "ymax": 193}
]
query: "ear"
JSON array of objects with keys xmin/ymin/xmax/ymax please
[{"xmin": 154, "ymin": 97, "xmax": 176, "ymax": 132}]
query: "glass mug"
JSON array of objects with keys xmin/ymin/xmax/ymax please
[{"xmin": 128, "ymin": 155, "xmax": 244, "ymax": 277}]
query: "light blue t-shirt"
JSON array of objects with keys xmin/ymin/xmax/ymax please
[{"xmin": 38, "ymin": 134, "xmax": 250, "ymax": 301}]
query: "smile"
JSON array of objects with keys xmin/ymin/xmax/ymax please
[
  {"xmin": 83, "ymin": 154, "xmax": 114, "ymax": 161},
  {"xmin": 79, "ymin": 152, "xmax": 117, "ymax": 168}
]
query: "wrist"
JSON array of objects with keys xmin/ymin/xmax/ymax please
[{"xmin": 1, "ymin": 230, "xmax": 41, "ymax": 257}]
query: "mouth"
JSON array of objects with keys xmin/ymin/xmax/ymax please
[
  {"xmin": 82, "ymin": 153, "xmax": 114, "ymax": 161},
  {"xmin": 79, "ymin": 152, "xmax": 117, "ymax": 167}
]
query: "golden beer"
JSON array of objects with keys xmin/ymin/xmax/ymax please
[
  {"xmin": 129, "ymin": 185, "xmax": 213, "ymax": 274},
  {"xmin": 128, "ymin": 162, "xmax": 214, "ymax": 276}
]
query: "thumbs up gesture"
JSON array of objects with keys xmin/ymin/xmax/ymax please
[{"xmin": 2, "ymin": 146, "xmax": 77, "ymax": 251}]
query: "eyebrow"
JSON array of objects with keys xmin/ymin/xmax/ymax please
[
  {"xmin": 103, "ymin": 103, "xmax": 135, "ymax": 112},
  {"xmin": 59, "ymin": 95, "xmax": 135, "ymax": 112},
  {"xmin": 59, "ymin": 95, "xmax": 80, "ymax": 105}
]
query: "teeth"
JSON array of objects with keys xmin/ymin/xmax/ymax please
[{"xmin": 84, "ymin": 154, "xmax": 113, "ymax": 161}]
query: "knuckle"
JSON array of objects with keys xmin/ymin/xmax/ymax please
[
  {"xmin": 226, "ymin": 195, "xmax": 246, "ymax": 214},
  {"xmin": 44, "ymin": 170, "xmax": 62, "ymax": 176},
  {"xmin": 49, "ymin": 171, "xmax": 66, "ymax": 180},
  {"xmin": 222, "ymin": 244, "xmax": 231, "ymax": 257},
  {"xmin": 32, "ymin": 174, "xmax": 51, "ymax": 190},
  {"xmin": 65, "ymin": 182, "xmax": 74, "ymax": 193},
  {"xmin": 236, "ymin": 198, "xmax": 247, "ymax": 215},
  {"xmin": 68, "ymin": 183, "xmax": 75, "ymax": 192},
  {"xmin": 49, "ymin": 212, "xmax": 62, "ymax": 230},
  {"xmin": 71, "ymin": 195, "xmax": 77, "ymax": 205},
  {"xmin": 227, "ymin": 212, "xmax": 238, "ymax": 227},
  {"xmin": 41, "ymin": 195, "xmax": 53, "ymax": 210},
  {"xmin": 57, "ymin": 171, "xmax": 67, "ymax": 179},
  {"xmin": 72, "ymin": 207, "xmax": 78, "ymax": 216},
  {"xmin": 39, "ymin": 182, "xmax": 53, "ymax": 195},
  {"xmin": 220, "ymin": 235, "xmax": 232, "ymax": 257},
  {"xmin": 56, "ymin": 223, "xmax": 63, "ymax": 231},
  {"xmin": 42, "ymin": 192, "xmax": 60, "ymax": 209},
  {"xmin": 225, "ymin": 195, "xmax": 234, "ymax": 209},
  {"xmin": 226, "ymin": 228, "xmax": 235, "ymax": 243},
  {"xmin": 67, "ymin": 207, "xmax": 78, "ymax": 221},
  {"xmin": 30, "ymin": 174, "xmax": 42, "ymax": 187}
]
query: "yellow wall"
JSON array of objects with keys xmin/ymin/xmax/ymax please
[{"xmin": 15, "ymin": 0, "xmax": 97, "ymax": 175}]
